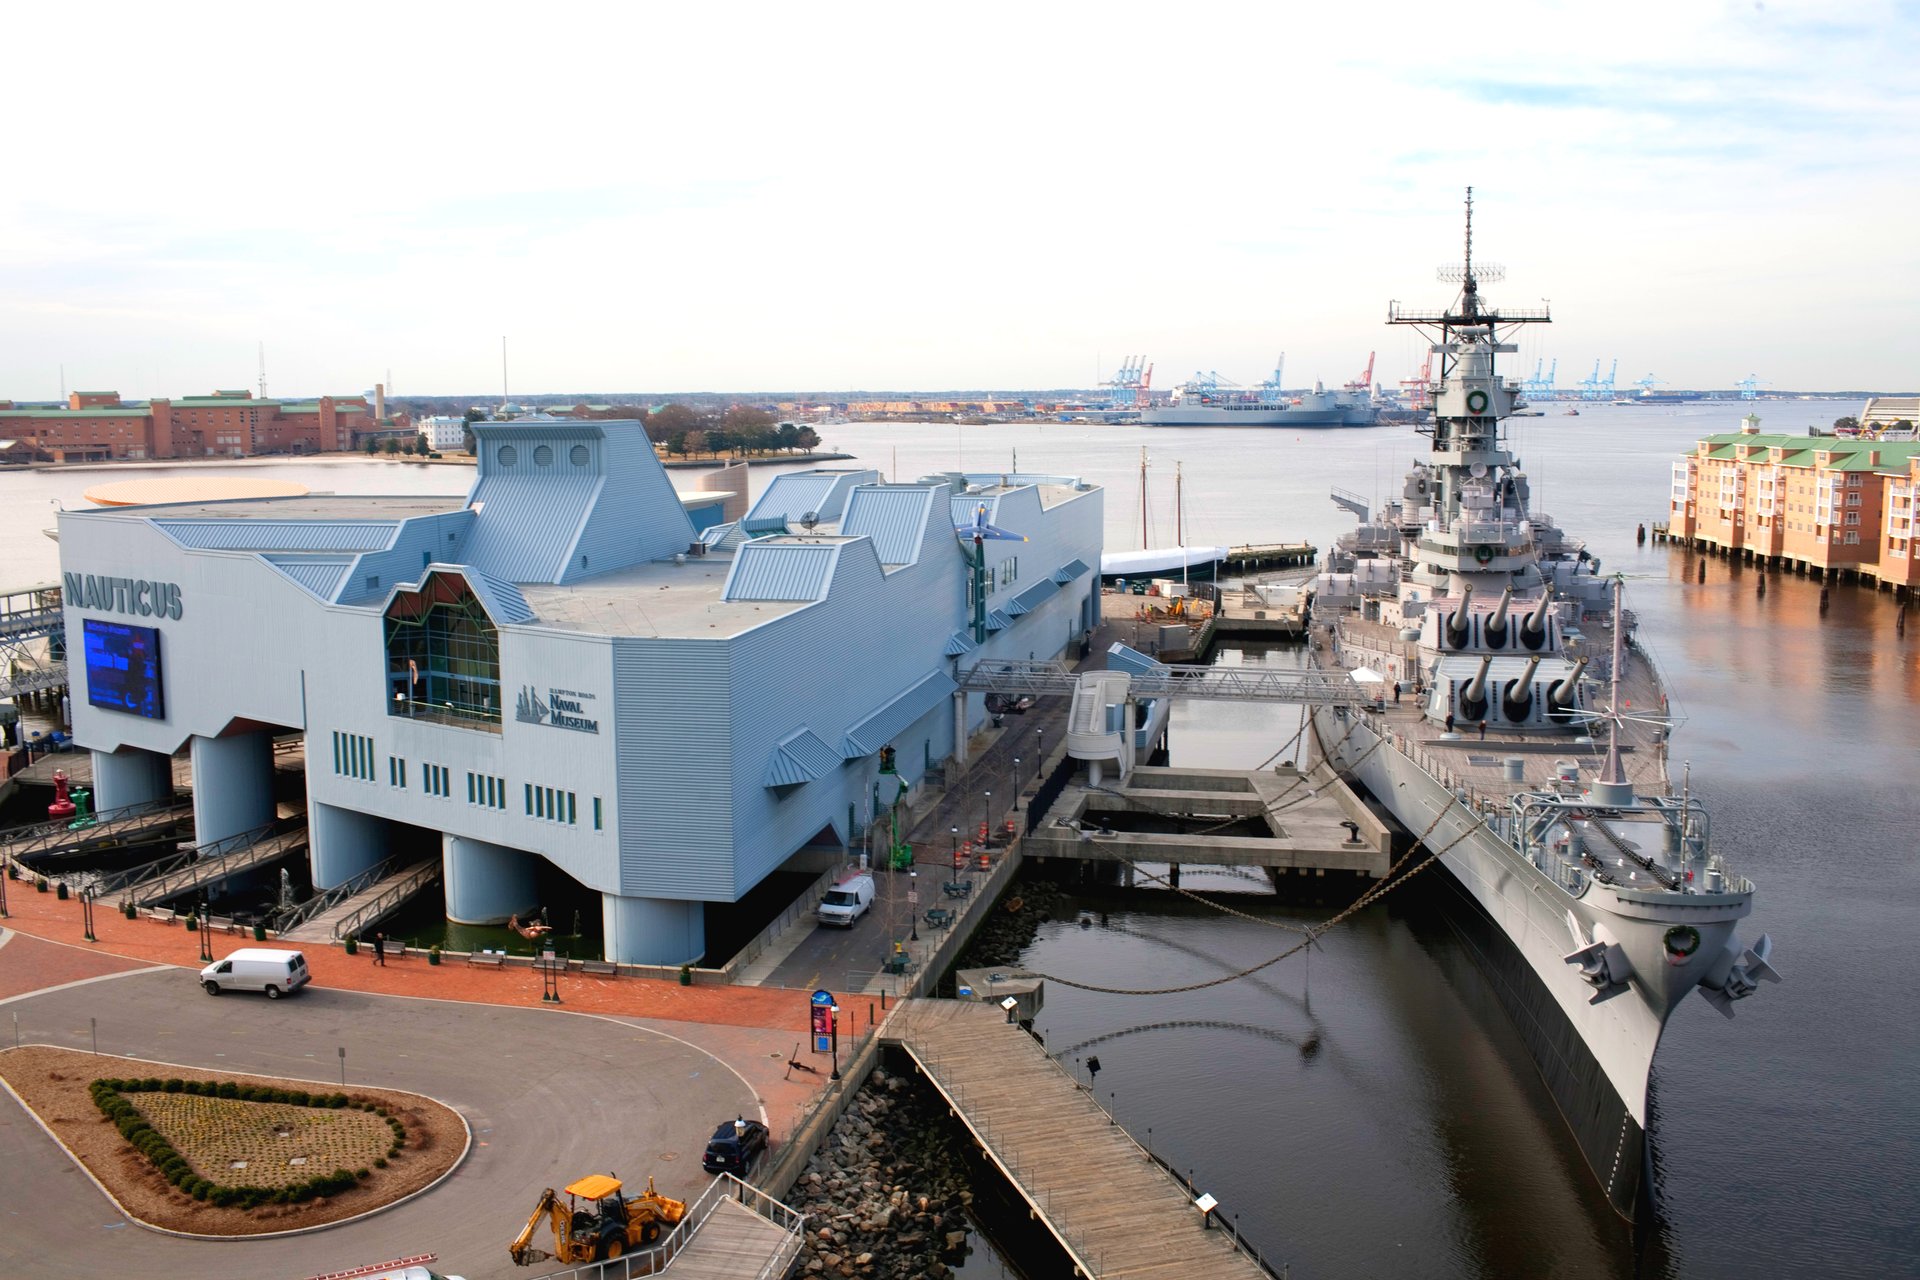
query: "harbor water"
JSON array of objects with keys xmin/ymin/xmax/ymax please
[{"xmin": 3, "ymin": 401, "xmax": 1912, "ymax": 1277}]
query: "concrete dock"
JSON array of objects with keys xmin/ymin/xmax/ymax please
[
  {"xmin": 886, "ymin": 998, "xmax": 1280, "ymax": 1279},
  {"xmin": 1024, "ymin": 763, "xmax": 1392, "ymax": 879}
]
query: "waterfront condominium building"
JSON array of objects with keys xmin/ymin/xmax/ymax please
[
  {"xmin": 56, "ymin": 419, "xmax": 1102, "ymax": 964},
  {"xmin": 1668, "ymin": 412, "xmax": 1920, "ymax": 590},
  {"xmin": 0, "ymin": 389, "xmax": 376, "ymax": 461}
]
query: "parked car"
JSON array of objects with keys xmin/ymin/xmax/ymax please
[
  {"xmin": 199, "ymin": 947, "xmax": 310, "ymax": 999},
  {"xmin": 702, "ymin": 1117, "xmax": 769, "ymax": 1175}
]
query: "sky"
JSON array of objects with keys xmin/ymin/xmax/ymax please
[{"xmin": 2, "ymin": 0, "xmax": 1916, "ymax": 399}]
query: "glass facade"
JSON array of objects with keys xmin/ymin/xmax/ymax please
[{"xmin": 384, "ymin": 572, "xmax": 502, "ymax": 730}]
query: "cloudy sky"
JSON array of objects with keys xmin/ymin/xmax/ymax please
[{"xmin": 2, "ymin": 0, "xmax": 1914, "ymax": 398}]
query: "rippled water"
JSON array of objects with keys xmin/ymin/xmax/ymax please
[{"xmin": 6, "ymin": 402, "xmax": 1913, "ymax": 1277}]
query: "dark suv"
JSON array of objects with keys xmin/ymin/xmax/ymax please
[{"xmin": 702, "ymin": 1117, "xmax": 769, "ymax": 1175}]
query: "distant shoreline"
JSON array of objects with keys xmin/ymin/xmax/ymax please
[{"xmin": 13, "ymin": 450, "xmax": 858, "ymax": 476}]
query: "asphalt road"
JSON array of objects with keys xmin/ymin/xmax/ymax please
[{"xmin": 0, "ymin": 970, "xmax": 756, "ymax": 1280}]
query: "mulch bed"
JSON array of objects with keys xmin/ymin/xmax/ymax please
[{"xmin": 0, "ymin": 1046, "xmax": 468, "ymax": 1236}]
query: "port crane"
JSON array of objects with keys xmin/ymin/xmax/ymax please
[
  {"xmin": 1101, "ymin": 355, "xmax": 1153, "ymax": 409},
  {"xmin": 1630, "ymin": 374, "xmax": 1664, "ymax": 395},
  {"xmin": 1522, "ymin": 357, "xmax": 1558, "ymax": 402},
  {"xmin": 1577, "ymin": 358, "xmax": 1618, "ymax": 401},
  {"xmin": 1399, "ymin": 352, "xmax": 1434, "ymax": 410},
  {"xmin": 1736, "ymin": 374, "xmax": 1768, "ymax": 400},
  {"xmin": 1344, "ymin": 351, "xmax": 1376, "ymax": 396}
]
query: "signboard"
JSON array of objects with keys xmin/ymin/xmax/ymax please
[
  {"xmin": 514, "ymin": 685, "xmax": 600, "ymax": 734},
  {"xmin": 64, "ymin": 572, "xmax": 183, "ymax": 620},
  {"xmin": 810, "ymin": 989, "xmax": 836, "ymax": 1054}
]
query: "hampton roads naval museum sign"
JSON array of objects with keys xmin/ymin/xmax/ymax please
[
  {"xmin": 514, "ymin": 685, "xmax": 600, "ymax": 734},
  {"xmin": 64, "ymin": 573, "xmax": 184, "ymax": 620}
]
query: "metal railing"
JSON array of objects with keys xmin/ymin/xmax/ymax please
[
  {"xmin": 81, "ymin": 816, "xmax": 296, "ymax": 903},
  {"xmin": 3, "ymin": 796, "xmax": 190, "ymax": 864},
  {"xmin": 330, "ymin": 859, "xmax": 441, "ymax": 940},
  {"xmin": 519, "ymin": 1173, "xmax": 806, "ymax": 1280},
  {"xmin": 0, "ymin": 661, "xmax": 69, "ymax": 700},
  {"xmin": 958, "ymin": 658, "xmax": 1366, "ymax": 705},
  {"xmin": 270, "ymin": 851, "xmax": 413, "ymax": 933}
]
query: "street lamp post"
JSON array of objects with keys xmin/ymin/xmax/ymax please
[
  {"xmin": 829, "ymin": 1004, "xmax": 841, "ymax": 1081},
  {"xmin": 80, "ymin": 886, "xmax": 96, "ymax": 943},
  {"xmin": 0, "ymin": 859, "xmax": 9, "ymax": 919},
  {"xmin": 908, "ymin": 870, "xmax": 919, "ymax": 941},
  {"xmin": 198, "ymin": 894, "xmax": 214, "ymax": 963},
  {"xmin": 1012, "ymin": 758, "xmax": 1021, "ymax": 812},
  {"xmin": 983, "ymin": 791, "xmax": 991, "ymax": 838}
]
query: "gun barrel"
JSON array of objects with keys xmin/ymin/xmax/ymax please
[
  {"xmin": 1488, "ymin": 585, "xmax": 1514, "ymax": 631},
  {"xmin": 1463, "ymin": 655, "xmax": 1493, "ymax": 704},
  {"xmin": 1525, "ymin": 586, "xmax": 1555, "ymax": 634},
  {"xmin": 1549, "ymin": 657, "xmax": 1588, "ymax": 704}
]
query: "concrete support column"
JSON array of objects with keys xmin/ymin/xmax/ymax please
[
  {"xmin": 952, "ymin": 691, "xmax": 969, "ymax": 769},
  {"xmin": 190, "ymin": 731, "xmax": 274, "ymax": 844},
  {"xmin": 310, "ymin": 801, "xmax": 389, "ymax": 889},
  {"xmin": 443, "ymin": 834, "xmax": 537, "ymax": 925},
  {"xmin": 91, "ymin": 746, "xmax": 174, "ymax": 810},
  {"xmin": 602, "ymin": 892, "xmax": 704, "ymax": 967}
]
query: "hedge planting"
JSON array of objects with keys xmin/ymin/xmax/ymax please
[{"xmin": 89, "ymin": 1077, "xmax": 407, "ymax": 1211}]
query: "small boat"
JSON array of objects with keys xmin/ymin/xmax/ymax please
[{"xmin": 1562, "ymin": 408, "xmax": 1581, "ymax": 416}]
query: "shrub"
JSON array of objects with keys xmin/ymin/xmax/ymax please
[
  {"xmin": 288, "ymin": 1090, "xmax": 310, "ymax": 1107},
  {"xmin": 357, "ymin": 1167, "xmax": 371, "ymax": 1180},
  {"xmin": 344, "ymin": 936, "xmax": 358, "ymax": 956},
  {"xmin": 374, "ymin": 1157, "xmax": 388, "ymax": 1169},
  {"xmin": 162, "ymin": 1078, "xmax": 183, "ymax": 1093},
  {"xmin": 679, "ymin": 962, "xmax": 692, "ymax": 986},
  {"xmin": 183, "ymin": 914, "xmax": 197, "ymax": 932},
  {"xmin": 427, "ymin": 946, "xmax": 441, "ymax": 966},
  {"xmin": 208, "ymin": 1187, "xmax": 236, "ymax": 1208},
  {"xmin": 216, "ymin": 1081, "xmax": 240, "ymax": 1099}
]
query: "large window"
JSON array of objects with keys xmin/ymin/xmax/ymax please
[{"xmin": 384, "ymin": 572, "xmax": 502, "ymax": 731}]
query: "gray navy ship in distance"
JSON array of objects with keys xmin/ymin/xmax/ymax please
[{"xmin": 1308, "ymin": 189, "xmax": 1780, "ymax": 1218}]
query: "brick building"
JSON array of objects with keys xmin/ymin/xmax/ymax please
[
  {"xmin": 0, "ymin": 389, "xmax": 377, "ymax": 461},
  {"xmin": 1668, "ymin": 411, "xmax": 1920, "ymax": 591}
]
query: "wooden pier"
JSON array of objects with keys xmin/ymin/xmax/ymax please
[
  {"xmin": 1222, "ymin": 542, "xmax": 1316, "ymax": 572},
  {"xmin": 885, "ymin": 998, "xmax": 1280, "ymax": 1279}
]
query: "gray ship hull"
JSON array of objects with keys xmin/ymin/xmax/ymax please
[
  {"xmin": 1315, "ymin": 707, "xmax": 1660, "ymax": 1218},
  {"xmin": 1139, "ymin": 404, "xmax": 1374, "ymax": 427}
]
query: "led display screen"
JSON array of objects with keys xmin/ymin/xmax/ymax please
[{"xmin": 83, "ymin": 618, "xmax": 166, "ymax": 719}]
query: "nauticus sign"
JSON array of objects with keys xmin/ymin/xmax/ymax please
[
  {"xmin": 64, "ymin": 573, "xmax": 184, "ymax": 620},
  {"xmin": 515, "ymin": 685, "xmax": 600, "ymax": 734}
]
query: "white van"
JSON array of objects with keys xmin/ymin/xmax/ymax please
[
  {"xmin": 817, "ymin": 872, "xmax": 875, "ymax": 927},
  {"xmin": 199, "ymin": 948, "xmax": 311, "ymax": 999}
]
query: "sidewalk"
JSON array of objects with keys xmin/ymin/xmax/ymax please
[{"xmin": 0, "ymin": 881, "xmax": 808, "ymax": 1031}]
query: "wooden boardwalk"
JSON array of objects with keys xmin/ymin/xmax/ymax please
[
  {"xmin": 885, "ymin": 999, "xmax": 1276, "ymax": 1280},
  {"xmin": 665, "ymin": 1196, "xmax": 799, "ymax": 1278}
]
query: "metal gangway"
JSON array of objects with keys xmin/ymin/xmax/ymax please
[
  {"xmin": 275, "ymin": 855, "xmax": 441, "ymax": 943},
  {"xmin": 957, "ymin": 655, "xmax": 1366, "ymax": 706},
  {"xmin": 0, "ymin": 797, "xmax": 193, "ymax": 869},
  {"xmin": 522, "ymin": 1173, "xmax": 804, "ymax": 1280},
  {"xmin": 0, "ymin": 581, "xmax": 68, "ymax": 700}
]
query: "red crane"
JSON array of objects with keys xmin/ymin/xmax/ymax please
[{"xmin": 1345, "ymin": 351, "xmax": 1376, "ymax": 395}]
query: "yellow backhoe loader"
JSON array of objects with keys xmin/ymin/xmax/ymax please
[{"xmin": 508, "ymin": 1173, "xmax": 688, "ymax": 1265}]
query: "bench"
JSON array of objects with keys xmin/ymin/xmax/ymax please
[
  {"xmin": 147, "ymin": 908, "xmax": 176, "ymax": 924},
  {"xmin": 924, "ymin": 907, "xmax": 954, "ymax": 930},
  {"xmin": 466, "ymin": 951, "xmax": 506, "ymax": 968},
  {"xmin": 378, "ymin": 940, "xmax": 408, "ymax": 960},
  {"xmin": 580, "ymin": 960, "xmax": 619, "ymax": 977},
  {"xmin": 207, "ymin": 915, "xmax": 237, "ymax": 934},
  {"xmin": 942, "ymin": 880, "xmax": 973, "ymax": 899}
]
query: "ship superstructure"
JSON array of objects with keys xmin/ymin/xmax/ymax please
[{"xmin": 1309, "ymin": 189, "xmax": 1779, "ymax": 1218}]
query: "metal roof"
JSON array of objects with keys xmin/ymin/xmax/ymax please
[
  {"xmin": 950, "ymin": 493, "xmax": 1001, "ymax": 528},
  {"xmin": 261, "ymin": 555, "xmax": 354, "ymax": 600},
  {"xmin": 153, "ymin": 519, "xmax": 398, "ymax": 552},
  {"xmin": 944, "ymin": 630, "xmax": 974, "ymax": 656},
  {"xmin": 840, "ymin": 486, "xmax": 933, "ymax": 564},
  {"xmin": 698, "ymin": 521, "xmax": 737, "ymax": 548},
  {"xmin": 763, "ymin": 728, "xmax": 843, "ymax": 787},
  {"xmin": 457, "ymin": 473, "xmax": 601, "ymax": 583},
  {"xmin": 985, "ymin": 608, "xmax": 1013, "ymax": 632},
  {"xmin": 747, "ymin": 473, "xmax": 842, "ymax": 526},
  {"xmin": 465, "ymin": 570, "xmax": 537, "ymax": 625},
  {"xmin": 842, "ymin": 670, "xmax": 959, "ymax": 758},
  {"xmin": 1105, "ymin": 643, "xmax": 1168, "ymax": 676},
  {"xmin": 1006, "ymin": 577, "xmax": 1058, "ymax": 616},
  {"xmin": 722, "ymin": 542, "xmax": 838, "ymax": 602},
  {"xmin": 1054, "ymin": 558, "xmax": 1091, "ymax": 583}
]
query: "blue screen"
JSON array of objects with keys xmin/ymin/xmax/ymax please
[{"xmin": 83, "ymin": 618, "xmax": 166, "ymax": 719}]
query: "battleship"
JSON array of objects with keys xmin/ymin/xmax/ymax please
[
  {"xmin": 1307, "ymin": 190, "xmax": 1779, "ymax": 1218},
  {"xmin": 1140, "ymin": 357, "xmax": 1379, "ymax": 427}
]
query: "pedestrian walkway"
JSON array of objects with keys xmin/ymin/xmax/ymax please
[{"xmin": 887, "ymin": 998, "xmax": 1279, "ymax": 1280}]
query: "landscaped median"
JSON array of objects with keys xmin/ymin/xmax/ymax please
[{"xmin": 0, "ymin": 1046, "xmax": 468, "ymax": 1236}]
